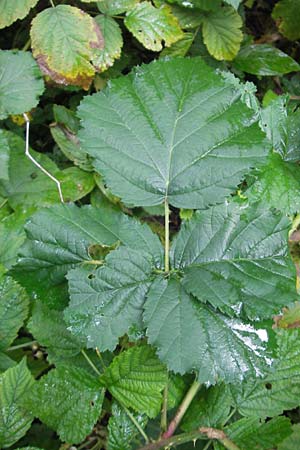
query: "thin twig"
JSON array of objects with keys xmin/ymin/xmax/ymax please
[
  {"xmin": 119, "ymin": 401, "xmax": 150, "ymax": 444},
  {"xmin": 8, "ymin": 340, "xmax": 37, "ymax": 351},
  {"xmin": 23, "ymin": 113, "xmax": 64, "ymax": 203},
  {"xmin": 49, "ymin": 0, "xmax": 55, "ymax": 7},
  {"xmin": 81, "ymin": 349, "xmax": 101, "ymax": 376}
]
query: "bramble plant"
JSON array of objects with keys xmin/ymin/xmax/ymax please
[{"xmin": 2, "ymin": 1, "xmax": 300, "ymax": 450}]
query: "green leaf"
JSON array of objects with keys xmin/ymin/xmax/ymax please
[
  {"xmin": 0, "ymin": 210, "xmax": 28, "ymax": 269},
  {"xmin": 78, "ymin": 57, "xmax": 269, "ymax": 209},
  {"xmin": 101, "ymin": 345, "xmax": 167, "ymax": 417},
  {"xmin": 0, "ymin": 132, "xmax": 95, "ymax": 209},
  {"xmin": 13, "ymin": 203, "xmax": 163, "ymax": 295},
  {"xmin": 28, "ymin": 301, "xmax": 82, "ymax": 361},
  {"xmin": 216, "ymin": 416, "xmax": 292, "ymax": 450},
  {"xmin": 202, "ymin": 6, "xmax": 243, "ymax": 60},
  {"xmin": 23, "ymin": 366, "xmax": 104, "ymax": 443},
  {"xmin": 0, "ymin": 0, "xmax": 39, "ymax": 28},
  {"xmin": 166, "ymin": 0, "xmax": 221, "ymax": 11},
  {"xmin": 0, "ymin": 51, "xmax": 44, "ymax": 119},
  {"xmin": 172, "ymin": 202, "xmax": 295, "ymax": 320},
  {"xmin": 0, "ymin": 353, "xmax": 16, "ymax": 373},
  {"xmin": 224, "ymin": 0, "xmax": 241, "ymax": 8},
  {"xmin": 278, "ymin": 424, "xmax": 300, "ymax": 450},
  {"xmin": 233, "ymin": 45, "xmax": 300, "ymax": 76},
  {"xmin": 144, "ymin": 276, "xmax": 270, "ymax": 384},
  {"xmin": 124, "ymin": 2, "xmax": 184, "ymax": 51},
  {"xmin": 272, "ymin": 0, "xmax": 300, "ymax": 41},
  {"xmin": 230, "ymin": 329, "xmax": 300, "ymax": 418},
  {"xmin": 30, "ymin": 5, "xmax": 104, "ymax": 89},
  {"xmin": 108, "ymin": 402, "xmax": 147, "ymax": 450},
  {"xmin": 245, "ymin": 153, "xmax": 300, "ymax": 214},
  {"xmin": 65, "ymin": 247, "xmax": 154, "ymax": 351},
  {"xmin": 93, "ymin": 15, "xmax": 123, "ymax": 72},
  {"xmin": 97, "ymin": 0, "xmax": 139, "ymax": 15},
  {"xmin": 160, "ymin": 32, "xmax": 194, "ymax": 57},
  {"xmin": 0, "ymin": 275, "xmax": 29, "ymax": 351},
  {"xmin": 0, "ymin": 130, "xmax": 9, "ymax": 181},
  {"xmin": 0, "ymin": 359, "xmax": 34, "ymax": 448}
]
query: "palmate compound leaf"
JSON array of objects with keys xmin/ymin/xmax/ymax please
[
  {"xmin": 0, "ymin": 0, "xmax": 39, "ymax": 29},
  {"xmin": 12, "ymin": 203, "xmax": 163, "ymax": 299},
  {"xmin": 101, "ymin": 345, "xmax": 167, "ymax": 417},
  {"xmin": 0, "ymin": 51, "xmax": 44, "ymax": 120},
  {"xmin": 22, "ymin": 366, "xmax": 104, "ymax": 444},
  {"xmin": 171, "ymin": 201, "xmax": 295, "ymax": 320},
  {"xmin": 65, "ymin": 247, "xmax": 154, "ymax": 351},
  {"xmin": 0, "ymin": 358, "xmax": 34, "ymax": 448},
  {"xmin": 30, "ymin": 5, "xmax": 104, "ymax": 89},
  {"xmin": 78, "ymin": 57, "xmax": 269, "ymax": 209}
]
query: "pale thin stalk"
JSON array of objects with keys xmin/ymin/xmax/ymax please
[
  {"xmin": 49, "ymin": 0, "xmax": 55, "ymax": 6},
  {"xmin": 119, "ymin": 401, "xmax": 150, "ymax": 444},
  {"xmin": 23, "ymin": 113, "xmax": 64, "ymax": 203},
  {"xmin": 8, "ymin": 340, "xmax": 37, "ymax": 351},
  {"xmin": 203, "ymin": 441, "xmax": 212, "ymax": 450},
  {"xmin": 162, "ymin": 379, "xmax": 201, "ymax": 438},
  {"xmin": 96, "ymin": 347, "xmax": 107, "ymax": 371},
  {"xmin": 0, "ymin": 198, "xmax": 8, "ymax": 209},
  {"xmin": 81, "ymin": 349, "xmax": 101, "ymax": 376}
]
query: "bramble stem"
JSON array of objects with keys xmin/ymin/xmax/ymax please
[
  {"xmin": 164, "ymin": 198, "xmax": 170, "ymax": 273},
  {"xmin": 162, "ymin": 379, "xmax": 201, "ymax": 438},
  {"xmin": 161, "ymin": 383, "xmax": 168, "ymax": 433}
]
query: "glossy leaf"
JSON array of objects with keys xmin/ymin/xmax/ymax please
[
  {"xmin": 0, "ymin": 274, "xmax": 29, "ymax": 351},
  {"xmin": 0, "ymin": 0, "xmax": 39, "ymax": 29},
  {"xmin": 0, "ymin": 131, "xmax": 9, "ymax": 181},
  {"xmin": 202, "ymin": 6, "xmax": 243, "ymax": 60},
  {"xmin": 0, "ymin": 51, "xmax": 44, "ymax": 119},
  {"xmin": 30, "ymin": 5, "xmax": 104, "ymax": 89},
  {"xmin": 65, "ymin": 247, "xmax": 154, "ymax": 351},
  {"xmin": 78, "ymin": 57, "xmax": 269, "ymax": 208},
  {"xmin": 23, "ymin": 366, "xmax": 104, "ymax": 443},
  {"xmin": 94, "ymin": 15, "xmax": 123, "ymax": 71},
  {"xmin": 97, "ymin": 0, "xmax": 139, "ymax": 15},
  {"xmin": 278, "ymin": 424, "xmax": 300, "ymax": 450},
  {"xmin": 233, "ymin": 45, "xmax": 300, "ymax": 76},
  {"xmin": 0, "ymin": 359, "xmax": 34, "ymax": 448},
  {"xmin": 144, "ymin": 277, "xmax": 270, "ymax": 384},
  {"xmin": 272, "ymin": 0, "xmax": 300, "ymax": 41},
  {"xmin": 172, "ymin": 201, "xmax": 295, "ymax": 320},
  {"xmin": 101, "ymin": 345, "xmax": 167, "ymax": 417},
  {"xmin": 124, "ymin": 2, "xmax": 183, "ymax": 52}
]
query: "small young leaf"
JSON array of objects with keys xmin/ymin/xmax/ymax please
[
  {"xmin": 23, "ymin": 366, "xmax": 104, "ymax": 444},
  {"xmin": 30, "ymin": 5, "xmax": 104, "ymax": 89},
  {"xmin": 0, "ymin": 0, "xmax": 39, "ymax": 29},
  {"xmin": 93, "ymin": 15, "xmax": 123, "ymax": 72},
  {"xmin": 272, "ymin": 0, "xmax": 300, "ymax": 41},
  {"xmin": 0, "ymin": 51, "xmax": 44, "ymax": 119},
  {"xmin": 101, "ymin": 345, "xmax": 167, "ymax": 417},
  {"xmin": 202, "ymin": 6, "xmax": 243, "ymax": 60},
  {"xmin": 0, "ymin": 359, "xmax": 34, "ymax": 448},
  {"xmin": 124, "ymin": 1, "xmax": 184, "ymax": 51},
  {"xmin": 65, "ymin": 247, "xmax": 154, "ymax": 351}
]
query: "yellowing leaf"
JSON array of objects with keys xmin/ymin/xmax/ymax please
[
  {"xmin": 272, "ymin": 0, "xmax": 300, "ymax": 41},
  {"xmin": 30, "ymin": 5, "xmax": 104, "ymax": 89},
  {"xmin": 125, "ymin": 2, "xmax": 184, "ymax": 52},
  {"xmin": 0, "ymin": 0, "xmax": 39, "ymax": 29},
  {"xmin": 93, "ymin": 15, "xmax": 123, "ymax": 71},
  {"xmin": 202, "ymin": 6, "xmax": 243, "ymax": 60}
]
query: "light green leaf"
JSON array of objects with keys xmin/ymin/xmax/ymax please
[
  {"xmin": 28, "ymin": 301, "xmax": 82, "ymax": 361},
  {"xmin": 30, "ymin": 5, "xmax": 104, "ymax": 89},
  {"xmin": 0, "ymin": 359, "xmax": 34, "ymax": 448},
  {"xmin": 0, "ymin": 51, "xmax": 44, "ymax": 119},
  {"xmin": 144, "ymin": 276, "xmax": 270, "ymax": 384},
  {"xmin": 233, "ymin": 45, "xmax": 300, "ymax": 76},
  {"xmin": 245, "ymin": 153, "xmax": 300, "ymax": 214},
  {"xmin": 230, "ymin": 329, "xmax": 300, "ymax": 418},
  {"xmin": 216, "ymin": 416, "xmax": 291, "ymax": 450},
  {"xmin": 0, "ymin": 210, "xmax": 29, "ymax": 269},
  {"xmin": 108, "ymin": 402, "xmax": 147, "ymax": 450},
  {"xmin": 278, "ymin": 424, "xmax": 300, "ymax": 450},
  {"xmin": 272, "ymin": 0, "xmax": 300, "ymax": 41},
  {"xmin": 0, "ymin": 0, "xmax": 39, "ymax": 28},
  {"xmin": 0, "ymin": 275, "xmax": 29, "ymax": 351},
  {"xmin": 13, "ymin": 203, "xmax": 163, "ymax": 295},
  {"xmin": 78, "ymin": 57, "xmax": 269, "ymax": 209},
  {"xmin": 97, "ymin": 0, "xmax": 139, "ymax": 15},
  {"xmin": 0, "ymin": 130, "xmax": 9, "ymax": 181},
  {"xmin": 160, "ymin": 32, "xmax": 194, "ymax": 57},
  {"xmin": 172, "ymin": 202, "xmax": 295, "ymax": 320},
  {"xmin": 224, "ymin": 0, "xmax": 241, "ymax": 8},
  {"xmin": 101, "ymin": 345, "xmax": 167, "ymax": 417},
  {"xmin": 124, "ymin": 2, "xmax": 184, "ymax": 51},
  {"xmin": 93, "ymin": 15, "xmax": 123, "ymax": 71},
  {"xmin": 202, "ymin": 6, "xmax": 243, "ymax": 60},
  {"xmin": 166, "ymin": 0, "xmax": 221, "ymax": 11},
  {"xmin": 0, "ymin": 353, "xmax": 16, "ymax": 373},
  {"xmin": 65, "ymin": 247, "xmax": 154, "ymax": 351},
  {"xmin": 23, "ymin": 366, "xmax": 104, "ymax": 443},
  {"xmin": 0, "ymin": 132, "xmax": 95, "ymax": 209}
]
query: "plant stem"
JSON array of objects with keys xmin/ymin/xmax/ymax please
[
  {"xmin": 160, "ymin": 383, "xmax": 168, "ymax": 433},
  {"xmin": 119, "ymin": 401, "xmax": 150, "ymax": 444},
  {"xmin": 81, "ymin": 349, "xmax": 101, "ymax": 376},
  {"xmin": 7, "ymin": 340, "xmax": 37, "ymax": 351},
  {"xmin": 162, "ymin": 379, "xmax": 201, "ymax": 438},
  {"xmin": 203, "ymin": 441, "xmax": 212, "ymax": 450},
  {"xmin": 22, "ymin": 38, "xmax": 31, "ymax": 51},
  {"xmin": 49, "ymin": 0, "xmax": 55, "ymax": 7},
  {"xmin": 96, "ymin": 347, "xmax": 107, "ymax": 370},
  {"xmin": 164, "ymin": 198, "xmax": 170, "ymax": 273},
  {"xmin": 0, "ymin": 198, "xmax": 7, "ymax": 209}
]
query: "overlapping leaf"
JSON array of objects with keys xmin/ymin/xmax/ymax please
[
  {"xmin": 0, "ymin": 0, "xmax": 39, "ymax": 29},
  {"xmin": 78, "ymin": 57, "xmax": 269, "ymax": 208},
  {"xmin": 272, "ymin": 0, "xmax": 300, "ymax": 41},
  {"xmin": 97, "ymin": 0, "xmax": 139, "ymax": 15},
  {"xmin": 93, "ymin": 15, "xmax": 123, "ymax": 72}
]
